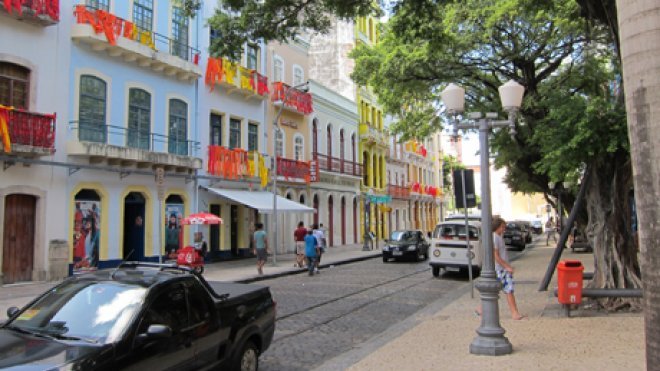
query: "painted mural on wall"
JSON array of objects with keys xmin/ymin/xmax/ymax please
[
  {"xmin": 165, "ymin": 204, "xmax": 184, "ymax": 255},
  {"xmin": 73, "ymin": 199, "xmax": 101, "ymax": 272}
]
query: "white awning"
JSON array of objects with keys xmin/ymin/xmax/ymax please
[{"xmin": 205, "ymin": 188, "xmax": 316, "ymax": 214}]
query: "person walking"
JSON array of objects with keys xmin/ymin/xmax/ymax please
[
  {"xmin": 545, "ymin": 217, "xmax": 557, "ymax": 245},
  {"xmin": 252, "ymin": 223, "xmax": 269, "ymax": 275},
  {"xmin": 312, "ymin": 224, "xmax": 326, "ymax": 273},
  {"xmin": 304, "ymin": 229, "xmax": 319, "ymax": 276},
  {"xmin": 293, "ymin": 221, "xmax": 307, "ymax": 268},
  {"xmin": 475, "ymin": 216, "xmax": 526, "ymax": 320}
]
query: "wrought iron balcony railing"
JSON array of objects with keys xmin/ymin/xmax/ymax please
[
  {"xmin": 0, "ymin": 107, "xmax": 55, "ymax": 154},
  {"xmin": 205, "ymin": 57, "xmax": 268, "ymax": 97},
  {"xmin": 277, "ymin": 157, "xmax": 310, "ymax": 182},
  {"xmin": 312, "ymin": 152, "xmax": 363, "ymax": 177},
  {"xmin": 271, "ymin": 82, "xmax": 313, "ymax": 115},
  {"xmin": 387, "ymin": 184, "xmax": 410, "ymax": 199},
  {"xmin": 68, "ymin": 120, "xmax": 199, "ymax": 157},
  {"xmin": 1, "ymin": 0, "xmax": 59, "ymax": 25}
]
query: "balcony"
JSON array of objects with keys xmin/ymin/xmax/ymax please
[
  {"xmin": 359, "ymin": 122, "xmax": 388, "ymax": 148},
  {"xmin": 387, "ymin": 184, "xmax": 410, "ymax": 199},
  {"xmin": 1, "ymin": 0, "xmax": 59, "ymax": 26},
  {"xmin": 0, "ymin": 107, "xmax": 55, "ymax": 156},
  {"xmin": 276, "ymin": 157, "xmax": 310, "ymax": 183},
  {"xmin": 67, "ymin": 121, "xmax": 202, "ymax": 174},
  {"xmin": 205, "ymin": 57, "xmax": 268, "ymax": 99},
  {"xmin": 71, "ymin": 5, "xmax": 202, "ymax": 82},
  {"xmin": 207, "ymin": 146, "xmax": 265, "ymax": 181},
  {"xmin": 271, "ymin": 82, "xmax": 313, "ymax": 115},
  {"xmin": 410, "ymin": 183, "xmax": 441, "ymax": 199},
  {"xmin": 312, "ymin": 152, "xmax": 363, "ymax": 177}
]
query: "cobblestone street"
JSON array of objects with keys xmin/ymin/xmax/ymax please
[{"xmin": 258, "ymin": 258, "xmax": 468, "ymax": 371}]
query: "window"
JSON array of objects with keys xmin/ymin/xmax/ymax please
[
  {"xmin": 168, "ymin": 99, "xmax": 188, "ymax": 155},
  {"xmin": 133, "ymin": 0, "xmax": 153, "ymax": 32},
  {"xmin": 0, "ymin": 62, "xmax": 29, "ymax": 109},
  {"xmin": 86, "ymin": 0, "xmax": 109, "ymax": 11},
  {"xmin": 246, "ymin": 44, "xmax": 258, "ymax": 70},
  {"xmin": 273, "ymin": 55, "xmax": 283, "ymax": 82},
  {"xmin": 127, "ymin": 88, "xmax": 151, "ymax": 150},
  {"xmin": 172, "ymin": 6, "xmax": 190, "ymax": 60},
  {"xmin": 229, "ymin": 118, "xmax": 241, "ymax": 149},
  {"xmin": 294, "ymin": 135, "xmax": 303, "ymax": 161},
  {"xmin": 275, "ymin": 129, "xmax": 284, "ymax": 157},
  {"xmin": 248, "ymin": 122, "xmax": 258, "ymax": 151},
  {"xmin": 78, "ymin": 75, "xmax": 107, "ymax": 143},
  {"xmin": 293, "ymin": 65, "xmax": 304, "ymax": 86},
  {"xmin": 209, "ymin": 27, "xmax": 221, "ymax": 53},
  {"xmin": 210, "ymin": 113, "xmax": 222, "ymax": 146}
]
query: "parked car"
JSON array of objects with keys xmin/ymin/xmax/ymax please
[
  {"xmin": 383, "ymin": 230, "xmax": 430, "ymax": 262},
  {"xmin": 514, "ymin": 220, "xmax": 533, "ymax": 243},
  {"xmin": 429, "ymin": 220, "xmax": 482, "ymax": 277},
  {"xmin": 503, "ymin": 222, "xmax": 528, "ymax": 250},
  {"xmin": 530, "ymin": 219, "xmax": 544, "ymax": 234},
  {"xmin": 0, "ymin": 263, "xmax": 276, "ymax": 371},
  {"xmin": 445, "ymin": 213, "xmax": 481, "ymax": 222}
]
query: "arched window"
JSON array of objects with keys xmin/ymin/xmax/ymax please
[
  {"xmin": 312, "ymin": 119, "xmax": 318, "ymax": 155},
  {"xmin": 292, "ymin": 65, "xmax": 304, "ymax": 86},
  {"xmin": 128, "ymin": 88, "xmax": 151, "ymax": 150},
  {"xmin": 168, "ymin": 99, "xmax": 188, "ymax": 155},
  {"xmin": 0, "ymin": 62, "xmax": 29, "ymax": 109},
  {"xmin": 79, "ymin": 75, "xmax": 107, "ymax": 143},
  {"xmin": 326, "ymin": 125, "xmax": 332, "ymax": 157},
  {"xmin": 351, "ymin": 133, "xmax": 356, "ymax": 163},
  {"xmin": 275, "ymin": 129, "xmax": 284, "ymax": 157},
  {"xmin": 294, "ymin": 135, "xmax": 304, "ymax": 161},
  {"xmin": 339, "ymin": 129, "xmax": 345, "ymax": 164}
]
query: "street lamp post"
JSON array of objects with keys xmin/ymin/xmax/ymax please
[
  {"xmin": 441, "ymin": 80, "xmax": 525, "ymax": 356},
  {"xmin": 271, "ymin": 81, "xmax": 310, "ymax": 265}
]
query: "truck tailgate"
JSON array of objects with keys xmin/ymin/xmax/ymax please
[{"xmin": 206, "ymin": 281, "xmax": 272, "ymax": 305}]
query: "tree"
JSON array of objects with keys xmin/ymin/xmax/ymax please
[
  {"xmin": 611, "ymin": 0, "xmax": 660, "ymax": 367},
  {"xmin": 199, "ymin": 0, "xmax": 642, "ymax": 310},
  {"xmin": 351, "ymin": 0, "xmax": 639, "ymax": 310}
]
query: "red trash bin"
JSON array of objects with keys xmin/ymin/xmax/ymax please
[{"xmin": 557, "ymin": 260, "xmax": 584, "ymax": 304}]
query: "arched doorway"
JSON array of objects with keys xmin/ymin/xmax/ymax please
[
  {"xmin": 328, "ymin": 195, "xmax": 334, "ymax": 247},
  {"xmin": 73, "ymin": 189, "xmax": 101, "ymax": 273},
  {"xmin": 353, "ymin": 198, "xmax": 358, "ymax": 243},
  {"xmin": 341, "ymin": 196, "xmax": 346, "ymax": 245},
  {"xmin": 3, "ymin": 194, "xmax": 36, "ymax": 283},
  {"xmin": 124, "ymin": 192, "xmax": 146, "ymax": 261}
]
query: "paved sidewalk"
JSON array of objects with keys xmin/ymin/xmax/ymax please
[
  {"xmin": 0, "ymin": 243, "xmax": 380, "ymax": 316},
  {"xmin": 317, "ymin": 242, "xmax": 645, "ymax": 371}
]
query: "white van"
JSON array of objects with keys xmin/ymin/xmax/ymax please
[{"xmin": 429, "ymin": 220, "xmax": 483, "ymax": 277}]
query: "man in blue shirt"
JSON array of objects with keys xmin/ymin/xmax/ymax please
[{"xmin": 304, "ymin": 229, "xmax": 319, "ymax": 276}]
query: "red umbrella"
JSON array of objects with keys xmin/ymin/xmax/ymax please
[{"xmin": 181, "ymin": 212, "xmax": 223, "ymax": 225}]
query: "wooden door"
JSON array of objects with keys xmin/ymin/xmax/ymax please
[
  {"xmin": 3, "ymin": 194, "xmax": 36, "ymax": 283},
  {"xmin": 328, "ymin": 196, "xmax": 334, "ymax": 247},
  {"xmin": 341, "ymin": 197, "xmax": 346, "ymax": 245}
]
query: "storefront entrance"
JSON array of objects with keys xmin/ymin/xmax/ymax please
[
  {"xmin": 2, "ymin": 194, "xmax": 36, "ymax": 283},
  {"xmin": 123, "ymin": 192, "xmax": 145, "ymax": 261}
]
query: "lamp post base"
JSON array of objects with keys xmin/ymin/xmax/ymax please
[
  {"xmin": 470, "ymin": 277, "xmax": 513, "ymax": 355},
  {"xmin": 469, "ymin": 336, "xmax": 513, "ymax": 356}
]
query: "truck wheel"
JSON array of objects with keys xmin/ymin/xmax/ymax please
[
  {"xmin": 382, "ymin": 256, "xmax": 388, "ymax": 263},
  {"xmin": 235, "ymin": 341, "xmax": 258, "ymax": 371},
  {"xmin": 432, "ymin": 266, "xmax": 440, "ymax": 277}
]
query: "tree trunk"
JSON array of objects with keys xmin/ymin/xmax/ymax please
[
  {"xmin": 616, "ymin": 0, "xmax": 660, "ymax": 368},
  {"xmin": 584, "ymin": 151, "xmax": 642, "ymax": 311}
]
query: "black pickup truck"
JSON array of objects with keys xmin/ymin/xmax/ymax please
[{"xmin": 0, "ymin": 263, "xmax": 276, "ymax": 371}]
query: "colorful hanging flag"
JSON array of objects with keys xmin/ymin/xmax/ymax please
[{"xmin": 0, "ymin": 105, "xmax": 12, "ymax": 153}]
